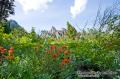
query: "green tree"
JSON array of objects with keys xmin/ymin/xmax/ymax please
[
  {"xmin": 0, "ymin": 0, "xmax": 15, "ymax": 33},
  {"xmin": 67, "ymin": 22, "xmax": 77, "ymax": 39},
  {"xmin": 3, "ymin": 22, "xmax": 11, "ymax": 33},
  {"xmin": 29, "ymin": 27, "xmax": 38, "ymax": 42},
  {"xmin": 0, "ymin": 0, "xmax": 15, "ymax": 22}
]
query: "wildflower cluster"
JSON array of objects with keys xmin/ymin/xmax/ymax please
[
  {"xmin": 0, "ymin": 46, "xmax": 14, "ymax": 64},
  {"xmin": 46, "ymin": 45, "xmax": 71, "ymax": 66}
]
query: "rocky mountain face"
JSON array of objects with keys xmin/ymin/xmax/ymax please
[
  {"xmin": 6, "ymin": 19, "xmax": 27, "ymax": 34},
  {"xmin": 41, "ymin": 26, "xmax": 67, "ymax": 38}
]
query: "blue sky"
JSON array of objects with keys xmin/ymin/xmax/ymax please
[{"xmin": 9, "ymin": 0, "xmax": 116, "ymax": 32}]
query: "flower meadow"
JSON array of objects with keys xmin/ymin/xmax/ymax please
[{"xmin": 0, "ymin": 22, "xmax": 120, "ymax": 79}]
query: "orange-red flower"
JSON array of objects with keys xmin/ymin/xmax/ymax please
[
  {"xmin": 58, "ymin": 48, "xmax": 63, "ymax": 53},
  {"xmin": 47, "ymin": 50, "xmax": 51, "ymax": 53},
  {"xmin": 1, "ymin": 49, "xmax": 7, "ymax": 54},
  {"xmin": 64, "ymin": 50, "xmax": 69, "ymax": 55},
  {"xmin": 0, "ymin": 46, "xmax": 4, "ymax": 51},
  {"xmin": 62, "ymin": 45, "xmax": 67, "ymax": 49},
  {"xmin": 10, "ymin": 47, "xmax": 14, "ymax": 50},
  {"xmin": 52, "ymin": 53, "xmax": 58, "ymax": 58},
  {"xmin": 61, "ymin": 61, "xmax": 65, "ymax": 65},
  {"xmin": 5, "ymin": 56, "xmax": 14, "ymax": 60},
  {"xmin": 61, "ymin": 58, "xmax": 70, "ymax": 65},
  {"xmin": 0, "ymin": 46, "xmax": 14, "ymax": 62},
  {"xmin": 8, "ymin": 49, "xmax": 14, "ymax": 56},
  {"xmin": 4, "ymin": 49, "xmax": 7, "ymax": 51},
  {"xmin": 63, "ymin": 58, "xmax": 70, "ymax": 63},
  {"xmin": 50, "ymin": 45, "xmax": 56, "ymax": 50}
]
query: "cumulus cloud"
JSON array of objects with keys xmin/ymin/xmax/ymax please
[
  {"xmin": 16, "ymin": 0, "xmax": 53, "ymax": 13},
  {"xmin": 70, "ymin": 0, "xmax": 87, "ymax": 18}
]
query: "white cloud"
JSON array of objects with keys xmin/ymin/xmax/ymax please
[
  {"xmin": 16, "ymin": 0, "xmax": 53, "ymax": 13},
  {"xmin": 70, "ymin": 0, "xmax": 87, "ymax": 18}
]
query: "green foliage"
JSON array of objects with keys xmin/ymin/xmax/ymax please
[
  {"xmin": 0, "ymin": 25, "xmax": 4, "ymax": 44},
  {"xmin": 3, "ymin": 21, "xmax": 11, "ymax": 34},
  {"xmin": 0, "ymin": 21, "xmax": 15, "ymax": 34},
  {"xmin": 67, "ymin": 22, "xmax": 77, "ymax": 39},
  {"xmin": 0, "ymin": 24, "xmax": 4, "ymax": 33},
  {"xmin": 29, "ymin": 27, "xmax": 38, "ymax": 43}
]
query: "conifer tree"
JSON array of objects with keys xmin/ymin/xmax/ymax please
[{"xmin": 67, "ymin": 22, "xmax": 77, "ymax": 39}]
